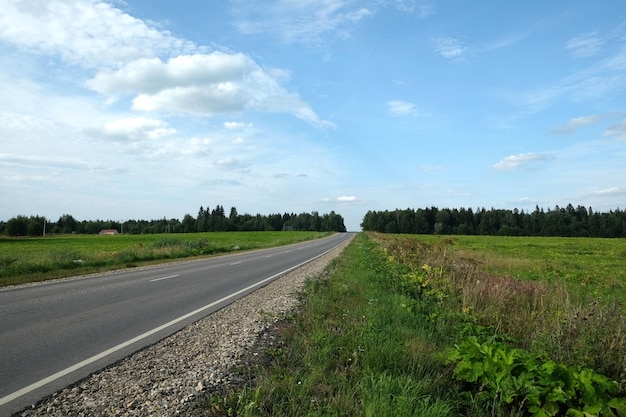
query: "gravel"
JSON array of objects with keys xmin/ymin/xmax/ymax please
[{"xmin": 16, "ymin": 235, "xmax": 352, "ymax": 417}]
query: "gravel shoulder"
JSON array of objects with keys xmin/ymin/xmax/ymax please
[{"xmin": 16, "ymin": 235, "xmax": 353, "ymax": 417}]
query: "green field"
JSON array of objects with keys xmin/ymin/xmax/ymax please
[
  {"xmin": 407, "ymin": 234, "xmax": 626, "ymax": 301},
  {"xmin": 196, "ymin": 233, "xmax": 626, "ymax": 417},
  {"xmin": 0, "ymin": 231, "xmax": 331, "ymax": 287}
]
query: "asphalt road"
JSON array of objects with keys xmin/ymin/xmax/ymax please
[{"xmin": 0, "ymin": 232, "xmax": 353, "ymax": 415}]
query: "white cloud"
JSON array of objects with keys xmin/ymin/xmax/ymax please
[
  {"xmin": 377, "ymin": 0, "xmax": 434, "ymax": 17},
  {"xmin": 604, "ymin": 119, "xmax": 626, "ymax": 140},
  {"xmin": 0, "ymin": 153, "xmax": 89, "ymax": 171},
  {"xmin": 550, "ymin": 114, "xmax": 607, "ymax": 134},
  {"xmin": 337, "ymin": 195, "xmax": 357, "ymax": 202},
  {"xmin": 232, "ymin": 0, "xmax": 432, "ymax": 49},
  {"xmin": 224, "ymin": 121, "xmax": 250, "ymax": 130},
  {"xmin": 523, "ymin": 74, "xmax": 626, "ymax": 113},
  {"xmin": 566, "ymin": 32, "xmax": 603, "ymax": 58},
  {"xmin": 0, "ymin": 110, "xmax": 57, "ymax": 132},
  {"xmin": 87, "ymin": 52, "xmax": 333, "ymax": 128},
  {"xmin": 215, "ymin": 157, "xmax": 240, "ymax": 167},
  {"xmin": 594, "ymin": 186, "xmax": 626, "ymax": 196},
  {"xmin": 431, "ymin": 36, "xmax": 466, "ymax": 59},
  {"xmin": 1, "ymin": 1, "xmax": 332, "ymax": 128},
  {"xmin": 87, "ymin": 54, "xmax": 249, "ymax": 95},
  {"xmin": 520, "ymin": 32, "xmax": 626, "ymax": 113},
  {"xmin": 232, "ymin": 0, "xmax": 373, "ymax": 45},
  {"xmin": 387, "ymin": 100, "xmax": 419, "ymax": 117},
  {"xmin": 494, "ymin": 152, "xmax": 553, "ymax": 170},
  {"xmin": 214, "ymin": 156, "xmax": 251, "ymax": 172},
  {"xmin": 100, "ymin": 117, "xmax": 176, "ymax": 141},
  {"xmin": 0, "ymin": 0, "xmax": 198, "ymax": 68},
  {"xmin": 178, "ymin": 137, "xmax": 215, "ymax": 157}
]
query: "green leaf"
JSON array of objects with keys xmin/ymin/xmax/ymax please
[
  {"xmin": 565, "ymin": 409, "xmax": 584, "ymax": 417},
  {"xmin": 581, "ymin": 403, "xmax": 602, "ymax": 415},
  {"xmin": 543, "ymin": 401, "xmax": 561, "ymax": 416},
  {"xmin": 608, "ymin": 398, "xmax": 626, "ymax": 417}
]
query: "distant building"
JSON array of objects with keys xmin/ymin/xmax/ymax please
[{"xmin": 99, "ymin": 229, "xmax": 119, "ymax": 235}]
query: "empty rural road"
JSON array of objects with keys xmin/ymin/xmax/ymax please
[{"xmin": 0, "ymin": 232, "xmax": 353, "ymax": 415}]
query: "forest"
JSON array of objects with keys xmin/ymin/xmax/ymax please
[
  {"xmin": 1, "ymin": 205, "xmax": 347, "ymax": 236},
  {"xmin": 361, "ymin": 205, "xmax": 626, "ymax": 238}
]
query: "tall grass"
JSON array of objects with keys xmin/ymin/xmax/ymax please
[{"xmin": 374, "ymin": 233, "xmax": 626, "ymax": 386}]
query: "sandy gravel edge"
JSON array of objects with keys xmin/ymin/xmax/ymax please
[{"xmin": 17, "ymin": 235, "xmax": 353, "ymax": 417}]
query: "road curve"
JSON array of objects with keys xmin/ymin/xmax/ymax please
[{"xmin": 0, "ymin": 232, "xmax": 353, "ymax": 415}]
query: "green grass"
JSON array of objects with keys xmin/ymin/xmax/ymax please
[
  {"xmin": 194, "ymin": 232, "xmax": 626, "ymax": 417},
  {"xmin": 196, "ymin": 233, "xmax": 459, "ymax": 416},
  {"xmin": 393, "ymin": 234, "xmax": 626, "ymax": 301},
  {"xmin": 0, "ymin": 231, "xmax": 330, "ymax": 287}
]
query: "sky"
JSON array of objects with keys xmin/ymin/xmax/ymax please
[{"xmin": 1, "ymin": 1, "xmax": 626, "ymax": 231}]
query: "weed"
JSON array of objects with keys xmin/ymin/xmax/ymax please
[{"xmin": 447, "ymin": 335, "xmax": 626, "ymax": 416}]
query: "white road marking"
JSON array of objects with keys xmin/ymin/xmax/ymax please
[
  {"xmin": 230, "ymin": 261, "xmax": 243, "ymax": 265},
  {"xmin": 0, "ymin": 237, "xmax": 347, "ymax": 408},
  {"xmin": 149, "ymin": 274, "xmax": 180, "ymax": 282}
]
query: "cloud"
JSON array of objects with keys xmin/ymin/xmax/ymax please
[
  {"xmin": 232, "ymin": 0, "xmax": 433, "ymax": 49},
  {"xmin": 224, "ymin": 121, "xmax": 251, "ymax": 130},
  {"xmin": 0, "ymin": 153, "xmax": 88, "ymax": 170},
  {"xmin": 550, "ymin": 114, "xmax": 607, "ymax": 134},
  {"xmin": 87, "ymin": 52, "xmax": 334, "ymax": 128},
  {"xmin": 87, "ymin": 54, "xmax": 249, "ymax": 95},
  {"xmin": 214, "ymin": 156, "xmax": 251, "ymax": 172},
  {"xmin": 387, "ymin": 100, "xmax": 419, "ymax": 117},
  {"xmin": 604, "ymin": 119, "xmax": 626, "ymax": 140},
  {"xmin": 494, "ymin": 152, "xmax": 553, "ymax": 170},
  {"xmin": 0, "ymin": 153, "xmax": 124, "ymax": 176},
  {"xmin": 520, "ymin": 30, "xmax": 626, "ymax": 113},
  {"xmin": 593, "ymin": 186, "xmax": 626, "ymax": 196},
  {"xmin": 0, "ymin": 0, "xmax": 198, "ymax": 68},
  {"xmin": 377, "ymin": 0, "xmax": 434, "ymax": 17},
  {"xmin": 337, "ymin": 195, "xmax": 357, "ymax": 202},
  {"xmin": 0, "ymin": 1, "xmax": 333, "ymax": 128},
  {"xmin": 566, "ymin": 32, "xmax": 603, "ymax": 58},
  {"xmin": 99, "ymin": 117, "xmax": 177, "ymax": 141},
  {"xmin": 232, "ymin": 0, "xmax": 373, "ymax": 45},
  {"xmin": 430, "ymin": 36, "xmax": 466, "ymax": 59}
]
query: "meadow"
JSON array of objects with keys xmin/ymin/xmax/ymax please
[
  {"xmin": 403, "ymin": 234, "xmax": 626, "ymax": 301},
  {"xmin": 0, "ymin": 231, "xmax": 331, "ymax": 287},
  {"xmin": 197, "ymin": 233, "xmax": 626, "ymax": 417}
]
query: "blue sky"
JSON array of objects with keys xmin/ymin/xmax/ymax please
[{"xmin": 1, "ymin": 1, "xmax": 625, "ymax": 231}]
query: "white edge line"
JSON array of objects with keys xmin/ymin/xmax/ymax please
[
  {"xmin": 0, "ymin": 238, "xmax": 346, "ymax": 407},
  {"xmin": 149, "ymin": 274, "xmax": 180, "ymax": 282}
]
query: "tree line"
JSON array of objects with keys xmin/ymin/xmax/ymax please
[
  {"xmin": 361, "ymin": 205, "xmax": 626, "ymax": 238},
  {"xmin": 1, "ymin": 205, "xmax": 347, "ymax": 236}
]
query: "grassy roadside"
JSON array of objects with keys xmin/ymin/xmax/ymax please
[
  {"xmin": 195, "ymin": 233, "xmax": 626, "ymax": 417},
  {"xmin": 197, "ymin": 233, "xmax": 458, "ymax": 416},
  {"xmin": 0, "ymin": 231, "xmax": 330, "ymax": 287}
]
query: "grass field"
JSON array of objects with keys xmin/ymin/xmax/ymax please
[
  {"xmin": 196, "ymin": 233, "xmax": 626, "ymax": 417},
  {"xmin": 0, "ymin": 231, "xmax": 331, "ymax": 287},
  {"xmin": 409, "ymin": 234, "xmax": 626, "ymax": 301}
]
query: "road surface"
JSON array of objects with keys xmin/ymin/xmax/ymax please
[{"xmin": 0, "ymin": 232, "xmax": 353, "ymax": 415}]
